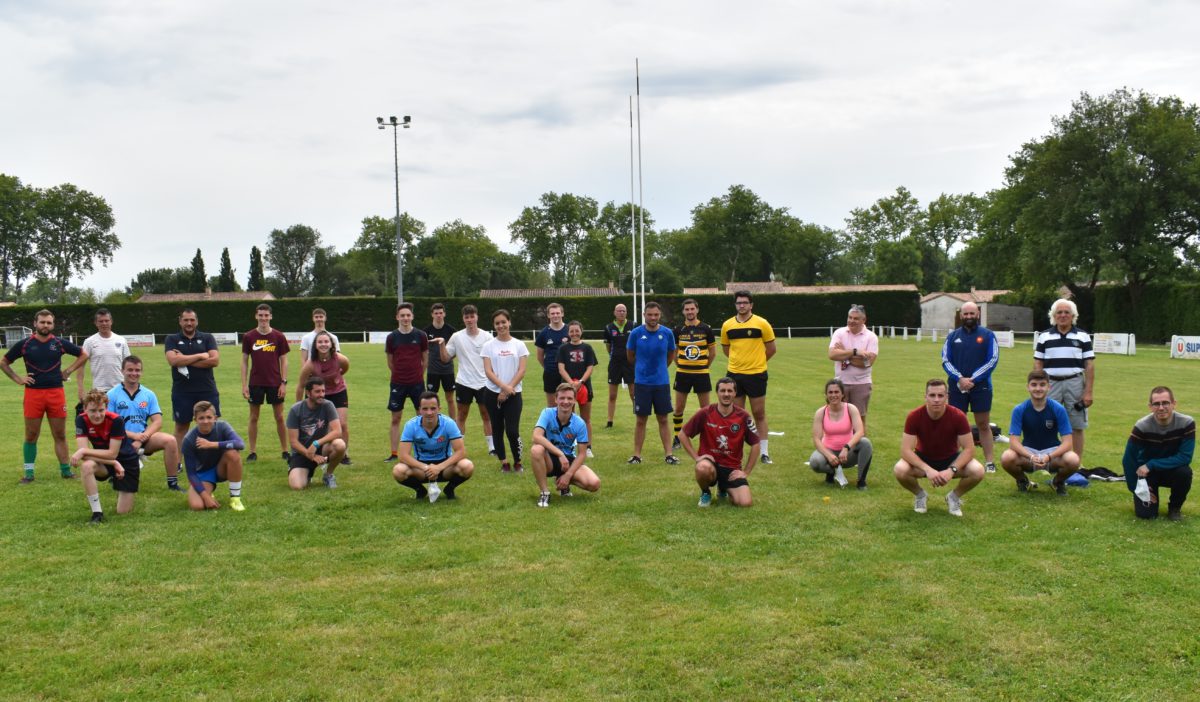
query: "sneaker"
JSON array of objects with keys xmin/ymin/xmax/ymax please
[
  {"xmin": 427, "ymin": 482, "xmax": 441, "ymax": 503},
  {"xmin": 229, "ymin": 496, "xmax": 246, "ymax": 512},
  {"xmin": 18, "ymin": 476, "xmax": 34, "ymax": 485},
  {"xmin": 1053, "ymin": 480, "xmax": 1068, "ymax": 497},
  {"xmin": 61, "ymin": 471, "xmax": 77, "ymax": 480},
  {"xmin": 833, "ymin": 466, "xmax": 849, "ymax": 488},
  {"xmin": 1017, "ymin": 478, "xmax": 1031, "ymax": 492},
  {"xmin": 247, "ymin": 452, "xmax": 258, "ymax": 462},
  {"xmin": 537, "ymin": 492, "xmax": 550, "ymax": 508},
  {"xmin": 672, "ymin": 436, "xmax": 682, "ymax": 450},
  {"xmin": 442, "ymin": 488, "xmax": 457, "ymax": 500},
  {"xmin": 138, "ymin": 448, "xmax": 146, "ymax": 471},
  {"xmin": 946, "ymin": 491, "xmax": 963, "ymax": 517},
  {"xmin": 383, "ymin": 453, "xmax": 398, "ymax": 463},
  {"xmin": 88, "ymin": 512, "xmax": 104, "ymax": 524},
  {"xmin": 824, "ymin": 473, "xmax": 835, "ymax": 484},
  {"xmin": 913, "ymin": 491, "xmax": 928, "ymax": 514},
  {"xmin": 586, "ymin": 447, "xmax": 594, "ymax": 458},
  {"xmin": 323, "ymin": 473, "xmax": 338, "ymax": 489},
  {"xmin": 341, "ymin": 456, "xmax": 353, "ymax": 466},
  {"xmin": 1168, "ymin": 509, "xmax": 1183, "ymax": 521},
  {"xmin": 488, "ymin": 448, "xmax": 497, "ymax": 457},
  {"xmin": 501, "ymin": 462, "xmax": 512, "ymax": 473},
  {"xmin": 605, "ymin": 421, "xmax": 613, "ymax": 429},
  {"xmin": 513, "ymin": 462, "xmax": 524, "ymax": 473},
  {"xmin": 718, "ymin": 490, "xmax": 729, "ymax": 500},
  {"xmin": 627, "ymin": 455, "xmax": 642, "ymax": 464},
  {"xmin": 856, "ymin": 482, "xmax": 868, "ymax": 491},
  {"xmin": 985, "ymin": 461, "xmax": 996, "ymax": 473},
  {"xmin": 664, "ymin": 455, "xmax": 680, "ymax": 465},
  {"xmin": 559, "ymin": 488, "xmax": 574, "ymax": 497},
  {"xmin": 167, "ymin": 481, "xmax": 185, "ymax": 492},
  {"xmin": 698, "ymin": 491, "xmax": 712, "ymax": 507},
  {"xmin": 759, "ymin": 454, "xmax": 773, "ymax": 465},
  {"xmin": 281, "ymin": 451, "xmax": 290, "ymax": 461}
]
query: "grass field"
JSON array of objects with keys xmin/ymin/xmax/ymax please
[{"xmin": 1, "ymin": 337, "xmax": 1197, "ymax": 701}]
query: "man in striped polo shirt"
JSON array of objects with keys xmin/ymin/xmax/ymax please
[{"xmin": 1033, "ymin": 299, "xmax": 1095, "ymax": 463}]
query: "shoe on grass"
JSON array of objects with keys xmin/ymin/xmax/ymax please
[
  {"xmin": 383, "ymin": 453, "xmax": 398, "ymax": 463},
  {"xmin": 18, "ymin": 476, "xmax": 34, "ymax": 485},
  {"xmin": 985, "ymin": 461, "xmax": 996, "ymax": 473},
  {"xmin": 323, "ymin": 473, "xmax": 338, "ymax": 489},
  {"xmin": 246, "ymin": 452, "xmax": 258, "ymax": 462},
  {"xmin": 913, "ymin": 491, "xmax": 928, "ymax": 514},
  {"xmin": 627, "ymin": 455, "xmax": 642, "ymax": 465},
  {"xmin": 698, "ymin": 491, "xmax": 712, "ymax": 507},
  {"xmin": 946, "ymin": 491, "xmax": 963, "ymax": 517},
  {"xmin": 1168, "ymin": 509, "xmax": 1183, "ymax": 521},
  {"xmin": 664, "ymin": 455, "xmax": 680, "ymax": 465},
  {"xmin": 537, "ymin": 492, "xmax": 550, "ymax": 508},
  {"xmin": 229, "ymin": 496, "xmax": 245, "ymax": 512},
  {"xmin": 88, "ymin": 512, "xmax": 104, "ymax": 524},
  {"xmin": 1053, "ymin": 480, "xmax": 1068, "ymax": 497},
  {"xmin": 759, "ymin": 454, "xmax": 773, "ymax": 465}
]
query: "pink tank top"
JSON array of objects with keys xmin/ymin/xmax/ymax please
[
  {"xmin": 312, "ymin": 354, "xmax": 346, "ymax": 394},
  {"xmin": 821, "ymin": 405, "xmax": 853, "ymax": 451}
]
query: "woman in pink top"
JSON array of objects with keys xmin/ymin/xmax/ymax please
[
  {"xmin": 809, "ymin": 379, "xmax": 873, "ymax": 489},
  {"xmin": 296, "ymin": 331, "xmax": 353, "ymax": 463}
]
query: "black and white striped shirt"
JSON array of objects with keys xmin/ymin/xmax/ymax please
[{"xmin": 1033, "ymin": 326, "xmax": 1094, "ymax": 378}]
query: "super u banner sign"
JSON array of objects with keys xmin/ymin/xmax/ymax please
[{"xmin": 1171, "ymin": 336, "xmax": 1200, "ymax": 360}]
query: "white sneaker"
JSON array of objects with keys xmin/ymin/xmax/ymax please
[
  {"xmin": 586, "ymin": 447, "xmax": 594, "ymax": 458},
  {"xmin": 427, "ymin": 482, "xmax": 441, "ymax": 503},
  {"xmin": 833, "ymin": 466, "xmax": 849, "ymax": 488},
  {"xmin": 913, "ymin": 491, "xmax": 928, "ymax": 514},
  {"xmin": 946, "ymin": 491, "xmax": 963, "ymax": 517},
  {"xmin": 537, "ymin": 492, "xmax": 550, "ymax": 508}
]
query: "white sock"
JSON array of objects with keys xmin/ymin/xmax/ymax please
[
  {"xmin": 760, "ymin": 440, "xmax": 769, "ymax": 456},
  {"xmin": 486, "ymin": 435, "xmax": 495, "ymax": 450},
  {"xmin": 87, "ymin": 493, "xmax": 102, "ymax": 513},
  {"xmin": 229, "ymin": 481, "xmax": 242, "ymax": 497}
]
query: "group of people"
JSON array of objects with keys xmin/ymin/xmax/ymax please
[
  {"xmin": 811, "ymin": 298, "xmax": 1191, "ymax": 520},
  {"xmin": 3, "ymin": 293, "xmax": 1190, "ymax": 522}
]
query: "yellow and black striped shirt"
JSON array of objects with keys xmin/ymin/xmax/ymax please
[{"xmin": 674, "ymin": 322, "xmax": 715, "ymax": 374}]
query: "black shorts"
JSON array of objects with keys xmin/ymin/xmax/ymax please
[
  {"xmin": 426, "ymin": 373, "xmax": 456, "ymax": 393},
  {"xmin": 172, "ymin": 390, "xmax": 220, "ymax": 424},
  {"xmin": 455, "ymin": 385, "xmax": 487, "ymax": 406},
  {"xmin": 673, "ymin": 372, "xmax": 712, "ymax": 395},
  {"xmin": 248, "ymin": 385, "xmax": 285, "ymax": 406},
  {"xmin": 101, "ymin": 457, "xmax": 142, "ymax": 493},
  {"xmin": 715, "ymin": 464, "xmax": 748, "ymax": 491},
  {"xmin": 542, "ymin": 369, "xmax": 564, "ymax": 395},
  {"xmin": 325, "ymin": 389, "xmax": 349, "ymax": 409},
  {"xmin": 547, "ymin": 452, "xmax": 576, "ymax": 478},
  {"xmin": 916, "ymin": 452, "xmax": 957, "ymax": 472},
  {"xmin": 728, "ymin": 372, "xmax": 768, "ymax": 399},
  {"xmin": 288, "ymin": 450, "xmax": 326, "ymax": 477},
  {"xmin": 388, "ymin": 383, "xmax": 425, "ymax": 413},
  {"xmin": 608, "ymin": 359, "xmax": 634, "ymax": 386}
]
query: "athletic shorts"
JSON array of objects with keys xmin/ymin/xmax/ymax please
[
  {"xmin": 547, "ymin": 452, "xmax": 576, "ymax": 478},
  {"xmin": 728, "ymin": 372, "xmax": 768, "ymax": 399},
  {"xmin": 172, "ymin": 390, "xmax": 221, "ymax": 424},
  {"xmin": 190, "ymin": 466, "xmax": 224, "ymax": 487},
  {"xmin": 426, "ymin": 373, "xmax": 456, "ymax": 393},
  {"xmin": 915, "ymin": 452, "xmax": 958, "ymax": 473},
  {"xmin": 673, "ymin": 372, "xmax": 712, "ymax": 395},
  {"xmin": 608, "ymin": 359, "xmax": 635, "ymax": 386},
  {"xmin": 24, "ymin": 387, "xmax": 67, "ymax": 419},
  {"xmin": 949, "ymin": 382, "xmax": 992, "ymax": 413},
  {"xmin": 388, "ymin": 383, "xmax": 425, "ymax": 413},
  {"xmin": 1019, "ymin": 448, "xmax": 1063, "ymax": 473},
  {"xmin": 289, "ymin": 450, "xmax": 324, "ymax": 477},
  {"xmin": 247, "ymin": 384, "xmax": 285, "ymax": 406},
  {"xmin": 715, "ymin": 464, "xmax": 749, "ymax": 491},
  {"xmin": 100, "ymin": 456, "xmax": 141, "ymax": 493},
  {"xmin": 633, "ymin": 384, "xmax": 672, "ymax": 417},
  {"xmin": 542, "ymin": 369, "xmax": 564, "ymax": 395},
  {"xmin": 455, "ymin": 384, "xmax": 487, "ymax": 406},
  {"xmin": 325, "ymin": 389, "xmax": 349, "ymax": 409}
]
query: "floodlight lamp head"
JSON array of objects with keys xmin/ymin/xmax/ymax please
[
  {"xmin": 376, "ymin": 116, "xmax": 384, "ymax": 124},
  {"xmin": 402, "ymin": 115, "xmax": 412, "ymax": 128},
  {"xmin": 389, "ymin": 116, "xmax": 398, "ymax": 125}
]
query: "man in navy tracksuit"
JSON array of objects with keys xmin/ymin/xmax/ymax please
[{"xmin": 941, "ymin": 302, "xmax": 1000, "ymax": 472}]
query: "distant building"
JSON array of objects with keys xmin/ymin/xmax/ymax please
[
  {"xmin": 683, "ymin": 282, "xmax": 919, "ymax": 295},
  {"xmin": 920, "ymin": 289, "xmax": 1033, "ymax": 331}
]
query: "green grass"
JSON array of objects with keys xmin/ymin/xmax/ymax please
[{"xmin": 1, "ymin": 338, "xmax": 1198, "ymax": 701}]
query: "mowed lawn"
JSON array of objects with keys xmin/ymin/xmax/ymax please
[{"xmin": 0, "ymin": 336, "xmax": 1197, "ymax": 701}]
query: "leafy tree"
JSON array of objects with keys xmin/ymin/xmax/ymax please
[
  {"xmin": 264, "ymin": 224, "xmax": 322, "ymax": 297},
  {"xmin": 645, "ymin": 259, "xmax": 684, "ymax": 294},
  {"xmin": 189, "ymin": 249, "xmax": 207, "ymax": 293},
  {"xmin": 773, "ymin": 219, "xmax": 844, "ymax": 285},
  {"xmin": 247, "ymin": 246, "xmax": 265, "ymax": 291},
  {"xmin": 687, "ymin": 185, "xmax": 779, "ymax": 283},
  {"xmin": 347, "ymin": 214, "xmax": 426, "ymax": 295},
  {"xmin": 866, "ymin": 238, "xmax": 924, "ymax": 286},
  {"xmin": 509, "ymin": 192, "xmax": 599, "ymax": 287},
  {"xmin": 216, "ymin": 247, "xmax": 239, "ymax": 292},
  {"xmin": 34, "ymin": 183, "xmax": 118, "ymax": 300},
  {"xmin": 418, "ymin": 220, "xmax": 505, "ymax": 297},
  {"xmin": 310, "ymin": 246, "xmax": 356, "ymax": 297},
  {"xmin": 19, "ymin": 278, "xmax": 97, "ymax": 305},
  {"xmin": 844, "ymin": 186, "xmax": 924, "ymax": 284},
  {"xmin": 128, "ymin": 267, "xmax": 191, "ymax": 295},
  {"xmin": 0, "ymin": 174, "xmax": 41, "ymax": 299},
  {"xmin": 585, "ymin": 202, "xmax": 655, "ymax": 290}
]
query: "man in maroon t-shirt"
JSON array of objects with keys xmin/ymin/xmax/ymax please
[
  {"xmin": 893, "ymin": 379, "xmax": 984, "ymax": 516},
  {"xmin": 240, "ymin": 304, "xmax": 290, "ymax": 462},
  {"xmin": 680, "ymin": 377, "xmax": 760, "ymax": 508},
  {"xmin": 384, "ymin": 302, "xmax": 429, "ymax": 461}
]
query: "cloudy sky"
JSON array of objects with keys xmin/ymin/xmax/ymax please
[{"xmin": 4, "ymin": 0, "xmax": 1199, "ymax": 294}]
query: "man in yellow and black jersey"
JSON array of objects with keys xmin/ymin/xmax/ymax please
[
  {"xmin": 720, "ymin": 290, "xmax": 777, "ymax": 464},
  {"xmin": 671, "ymin": 299, "xmax": 716, "ymax": 449}
]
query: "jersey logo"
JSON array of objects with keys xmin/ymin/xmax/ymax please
[
  {"xmin": 1045, "ymin": 420, "xmax": 1056, "ymax": 430},
  {"xmin": 252, "ymin": 339, "xmax": 278, "ymax": 352},
  {"xmin": 682, "ymin": 345, "xmax": 701, "ymax": 360},
  {"xmin": 953, "ymin": 338, "xmax": 962, "ymax": 344},
  {"xmin": 976, "ymin": 336, "xmax": 983, "ymax": 344},
  {"xmin": 730, "ymin": 423, "xmax": 741, "ymax": 433},
  {"xmin": 717, "ymin": 435, "xmax": 729, "ymax": 450}
]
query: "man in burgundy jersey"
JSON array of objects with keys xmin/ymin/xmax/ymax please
[
  {"xmin": 679, "ymin": 376, "xmax": 760, "ymax": 507},
  {"xmin": 893, "ymin": 379, "xmax": 985, "ymax": 517}
]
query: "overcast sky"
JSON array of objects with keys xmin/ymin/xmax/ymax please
[{"xmin": 4, "ymin": 0, "xmax": 1199, "ymax": 294}]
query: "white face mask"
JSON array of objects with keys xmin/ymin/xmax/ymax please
[{"xmin": 1134, "ymin": 478, "xmax": 1153, "ymax": 504}]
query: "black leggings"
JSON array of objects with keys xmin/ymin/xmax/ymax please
[{"xmin": 483, "ymin": 389, "xmax": 523, "ymax": 462}]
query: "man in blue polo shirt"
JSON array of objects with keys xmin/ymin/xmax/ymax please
[
  {"xmin": 530, "ymin": 383, "xmax": 601, "ymax": 508},
  {"xmin": 392, "ymin": 391, "xmax": 474, "ymax": 502},
  {"xmin": 106, "ymin": 355, "xmax": 183, "ymax": 491},
  {"xmin": 626, "ymin": 301, "xmax": 677, "ymax": 465},
  {"xmin": 1000, "ymin": 370, "xmax": 1079, "ymax": 495},
  {"xmin": 165, "ymin": 307, "xmax": 221, "ymax": 466},
  {"xmin": 942, "ymin": 301, "xmax": 1000, "ymax": 472}
]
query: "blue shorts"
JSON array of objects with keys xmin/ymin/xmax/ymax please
[
  {"xmin": 190, "ymin": 466, "xmax": 223, "ymax": 487},
  {"xmin": 949, "ymin": 382, "xmax": 992, "ymax": 413},
  {"xmin": 172, "ymin": 390, "xmax": 221, "ymax": 424},
  {"xmin": 633, "ymin": 384, "xmax": 672, "ymax": 417}
]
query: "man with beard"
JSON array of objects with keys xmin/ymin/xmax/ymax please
[{"xmin": 941, "ymin": 302, "xmax": 1000, "ymax": 472}]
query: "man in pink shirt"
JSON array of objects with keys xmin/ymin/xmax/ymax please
[{"xmin": 828, "ymin": 304, "xmax": 878, "ymax": 429}]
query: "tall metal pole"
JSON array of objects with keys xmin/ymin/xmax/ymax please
[
  {"xmin": 629, "ymin": 95, "xmax": 638, "ymax": 322},
  {"xmin": 391, "ymin": 124, "xmax": 403, "ymax": 304},
  {"xmin": 635, "ymin": 59, "xmax": 646, "ymax": 308}
]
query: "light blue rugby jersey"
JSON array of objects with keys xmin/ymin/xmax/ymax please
[{"xmin": 106, "ymin": 384, "xmax": 163, "ymax": 433}]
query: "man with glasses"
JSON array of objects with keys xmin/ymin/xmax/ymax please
[
  {"xmin": 1122, "ymin": 386, "xmax": 1193, "ymax": 520},
  {"xmin": 720, "ymin": 290, "xmax": 776, "ymax": 464},
  {"xmin": 1034, "ymin": 299, "xmax": 1095, "ymax": 464},
  {"xmin": 828, "ymin": 304, "xmax": 877, "ymax": 430}
]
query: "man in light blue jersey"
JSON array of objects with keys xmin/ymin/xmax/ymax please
[
  {"xmin": 392, "ymin": 392, "xmax": 474, "ymax": 502},
  {"xmin": 530, "ymin": 383, "xmax": 601, "ymax": 508},
  {"xmin": 106, "ymin": 355, "xmax": 183, "ymax": 491}
]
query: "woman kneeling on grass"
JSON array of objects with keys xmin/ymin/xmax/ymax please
[{"xmin": 809, "ymin": 378, "xmax": 873, "ymax": 490}]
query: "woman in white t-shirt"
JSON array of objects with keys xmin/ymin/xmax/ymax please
[{"xmin": 481, "ymin": 309, "xmax": 529, "ymax": 473}]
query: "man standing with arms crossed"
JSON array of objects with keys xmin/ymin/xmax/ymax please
[
  {"xmin": 241, "ymin": 303, "xmax": 290, "ymax": 462},
  {"xmin": 424, "ymin": 302, "xmax": 458, "ymax": 421},
  {"xmin": 165, "ymin": 308, "xmax": 221, "ymax": 465},
  {"xmin": 942, "ymin": 301, "xmax": 1000, "ymax": 472},
  {"xmin": 1034, "ymin": 298, "xmax": 1096, "ymax": 465},
  {"xmin": 535, "ymin": 302, "xmax": 569, "ymax": 408},
  {"xmin": 604, "ymin": 303, "xmax": 635, "ymax": 428},
  {"xmin": 828, "ymin": 304, "xmax": 877, "ymax": 429},
  {"xmin": 720, "ymin": 290, "xmax": 776, "ymax": 464},
  {"xmin": 626, "ymin": 301, "xmax": 678, "ymax": 465},
  {"xmin": 671, "ymin": 298, "xmax": 716, "ymax": 450},
  {"xmin": 384, "ymin": 302, "xmax": 428, "ymax": 462},
  {"xmin": 441, "ymin": 304, "xmax": 495, "ymax": 454},
  {"xmin": 77, "ymin": 307, "xmax": 130, "ymax": 412},
  {"xmin": 2, "ymin": 309, "xmax": 88, "ymax": 483},
  {"xmin": 107, "ymin": 356, "xmax": 183, "ymax": 491}
]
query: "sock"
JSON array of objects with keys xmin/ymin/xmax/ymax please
[
  {"xmin": 401, "ymin": 476, "xmax": 427, "ymax": 497},
  {"xmin": 672, "ymin": 413, "xmax": 683, "ymax": 435},
  {"xmin": 702, "ymin": 486, "xmax": 712, "ymax": 496},
  {"xmin": 444, "ymin": 474, "xmax": 468, "ymax": 497},
  {"xmin": 606, "ymin": 420, "xmax": 613, "ymax": 428},
  {"xmin": 760, "ymin": 440, "xmax": 769, "ymax": 456},
  {"xmin": 23, "ymin": 441, "xmax": 36, "ymax": 464},
  {"xmin": 23, "ymin": 465, "xmax": 34, "ymax": 480},
  {"xmin": 167, "ymin": 475, "xmax": 179, "ymax": 489},
  {"xmin": 60, "ymin": 463, "xmax": 73, "ymax": 477},
  {"xmin": 87, "ymin": 493, "xmax": 102, "ymax": 513},
  {"xmin": 228, "ymin": 481, "xmax": 242, "ymax": 497},
  {"xmin": 486, "ymin": 435, "xmax": 495, "ymax": 451}
]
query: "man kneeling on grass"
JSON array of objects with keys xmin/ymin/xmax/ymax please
[
  {"xmin": 1000, "ymin": 370, "xmax": 1080, "ymax": 495},
  {"xmin": 75, "ymin": 389, "xmax": 140, "ymax": 524},
  {"xmin": 893, "ymin": 379, "xmax": 984, "ymax": 517},
  {"xmin": 679, "ymin": 376, "xmax": 759, "ymax": 508},
  {"xmin": 530, "ymin": 383, "xmax": 601, "ymax": 508},
  {"xmin": 183, "ymin": 401, "xmax": 246, "ymax": 512},
  {"xmin": 286, "ymin": 376, "xmax": 346, "ymax": 490},
  {"xmin": 393, "ymin": 391, "xmax": 474, "ymax": 502},
  {"xmin": 1122, "ymin": 386, "xmax": 1194, "ymax": 521}
]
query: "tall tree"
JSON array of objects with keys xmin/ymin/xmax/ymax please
[
  {"xmin": 264, "ymin": 224, "xmax": 323, "ymax": 296},
  {"xmin": 189, "ymin": 249, "xmax": 207, "ymax": 293},
  {"xmin": 772, "ymin": 219, "xmax": 843, "ymax": 285},
  {"xmin": 586, "ymin": 202, "xmax": 655, "ymax": 290},
  {"xmin": 129, "ymin": 267, "xmax": 191, "ymax": 295},
  {"xmin": 844, "ymin": 186, "xmax": 924, "ymax": 285},
  {"xmin": 247, "ymin": 246, "xmax": 265, "ymax": 291},
  {"xmin": 346, "ymin": 214, "xmax": 426, "ymax": 295},
  {"xmin": 686, "ymin": 185, "xmax": 783, "ymax": 283},
  {"xmin": 420, "ymin": 220, "xmax": 505, "ymax": 297},
  {"xmin": 509, "ymin": 192, "xmax": 599, "ymax": 287},
  {"xmin": 216, "ymin": 247, "xmax": 238, "ymax": 292},
  {"xmin": 34, "ymin": 183, "xmax": 118, "ymax": 300},
  {"xmin": 0, "ymin": 174, "xmax": 41, "ymax": 299}
]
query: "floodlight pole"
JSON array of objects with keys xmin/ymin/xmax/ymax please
[{"xmin": 377, "ymin": 115, "xmax": 411, "ymax": 303}]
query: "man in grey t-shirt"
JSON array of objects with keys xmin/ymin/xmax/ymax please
[{"xmin": 286, "ymin": 376, "xmax": 346, "ymax": 490}]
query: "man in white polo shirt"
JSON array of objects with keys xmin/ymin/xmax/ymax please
[{"xmin": 77, "ymin": 308, "xmax": 131, "ymax": 407}]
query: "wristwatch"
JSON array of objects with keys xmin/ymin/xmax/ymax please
[{"xmin": 950, "ymin": 464, "xmax": 959, "ymax": 474}]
